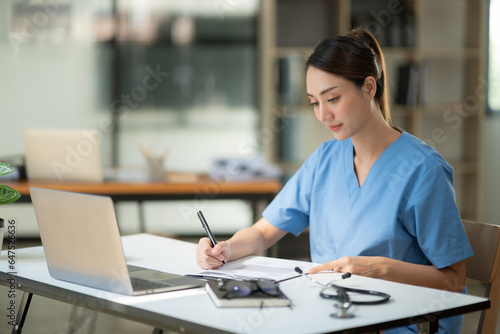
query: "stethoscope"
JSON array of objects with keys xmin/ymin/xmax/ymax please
[{"xmin": 294, "ymin": 267, "xmax": 391, "ymax": 318}]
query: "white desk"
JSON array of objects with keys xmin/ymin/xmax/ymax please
[{"xmin": 0, "ymin": 234, "xmax": 490, "ymax": 334}]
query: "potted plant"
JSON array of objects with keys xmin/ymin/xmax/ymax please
[{"xmin": 0, "ymin": 163, "xmax": 21, "ymax": 204}]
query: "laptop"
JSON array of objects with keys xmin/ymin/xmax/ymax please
[
  {"xmin": 24, "ymin": 128, "xmax": 104, "ymax": 183},
  {"xmin": 30, "ymin": 186, "xmax": 204, "ymax": 295}
]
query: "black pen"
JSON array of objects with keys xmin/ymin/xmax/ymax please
[{"xmin": 197, "ymin": 211, "xmax": 226, "ymax": 265}]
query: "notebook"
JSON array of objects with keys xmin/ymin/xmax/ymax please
[
  {"xmin": 30, "ymin": 186, "xmax": 204, "ymax": 295},
  {"xmin": 24, "ymin": 128, "xmax": 104, "ymax": 183},
  {"xmin": 205, "ymin": 280, "xmax": 291, "ymax": 308}
]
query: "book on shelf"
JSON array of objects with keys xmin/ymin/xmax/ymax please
[
  {"xmin": 418, "ymin": 62, "xmax": 429, "ymax": 106},
  {"xmin": 205, "ymin": 280, "xmax": 291, "ymax": 308},
  {"xmin": 395, "ymin": 62, "xmax": 428, "ymax": 107},
  {"xmin": 396, "ymin": 63, "xmax": 418, "ymax": 106},
  {"xmin": 277, "ymin": 55, "xmax": 303, "ymax": 106}
]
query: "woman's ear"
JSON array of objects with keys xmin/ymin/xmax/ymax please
[{"xmin": 363, "ymin": 76, "xmax": 377, "ymax": 99}]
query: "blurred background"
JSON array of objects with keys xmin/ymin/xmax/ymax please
[
  {"xmin": 0, "ymin": 0, "xmax": 499, "ymax": 332},
  {"xmin": 1, "ymin": 0, "xmax": 263, "ymax": 236},
  {"xmin": 1, "ymin": 0, "xmax": 498, "ymax": 237}
]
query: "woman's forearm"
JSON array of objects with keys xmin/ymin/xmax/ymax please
[
  {"xmin": 380, "ymin": 258, "xmax": 466, "ymax": 292},
  {"xmin": 225, "ymin": 218, "xmax": 287, "ymax": 262},
  {"xmin": 309, "ymin": 256, "xmax": 466, "ymax": 293}
]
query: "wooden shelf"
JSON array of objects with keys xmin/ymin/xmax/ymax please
[
  {"xmin": 277, "ymin": 161, "xmax": 305, "ymax": 176},
  {"xmin": 420, "ymin": 104, "xmax": 482, "ymax": 117},
  {"xmin": 392, "ymin": 105, "xmax": 417, "ymax": 116},
  {"xmin": 448, "ymin": 160, "xmax": 480, "ymax": 174},
  {"xmin": 260, "ymin": 0, "xmax": 485, "ymax": 221},
  {"xmin": 383, "ymin": 47, "xmax": 418, "ymax": 57},
  {"xmin": 420, "ymin": 47, "xmax": 482, "ymax": 58},
  {"xmin": 274, "ymin": 47, "xmax": 315, "ymax": 58}
]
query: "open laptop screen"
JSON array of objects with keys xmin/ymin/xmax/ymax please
[{"xmin": 24, "ymin": 128, "xmax": 104, "ymax": 183}]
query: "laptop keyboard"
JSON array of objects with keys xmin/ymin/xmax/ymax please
[{"xmin": 130, "ymin": 276, "xmax": 174, "ymax": 290}]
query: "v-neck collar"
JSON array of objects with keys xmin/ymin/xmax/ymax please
[{"xmin": 343, "ymin": 133, "xmax": 405, "ymax": 196}]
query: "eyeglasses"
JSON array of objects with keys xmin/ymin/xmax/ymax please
[{"xmin": 217, "ymin": 279, "xmax": 280, "ymax": 299}]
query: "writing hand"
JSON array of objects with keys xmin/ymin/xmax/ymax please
[{"xmin": 195, "ymin": 237, "xmax": 231, "ymax": 269}]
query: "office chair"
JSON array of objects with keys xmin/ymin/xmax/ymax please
[{"xmin": 462, "ymin": 219, "xmax": 500, "ymax": 334}]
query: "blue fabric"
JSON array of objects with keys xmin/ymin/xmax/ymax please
[{"xmin": 262, "ymin": 131, "xmax": 473, "ymax": 333}]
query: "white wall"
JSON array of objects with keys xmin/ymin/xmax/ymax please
[
  {"xmin": 0, "ymin": 4, "xmax": 258, "ymax": 237},
  {"xmin": 0, "ymin": 41, "xmax": 106, "ymax": 236},
  {"xmin": 0, "ymin": 40, "xmax": 256, "ymax": 236}
]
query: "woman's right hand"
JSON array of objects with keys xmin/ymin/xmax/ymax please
[{"xmin": 195, "ymin": 237, "xmax": 231, "ymax": 269}]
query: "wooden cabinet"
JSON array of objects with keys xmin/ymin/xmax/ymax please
[{"xmin": 258, "ymin": 0, "xmax": 485, "ymax": 220}]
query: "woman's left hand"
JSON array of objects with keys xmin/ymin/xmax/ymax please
[{"xmin": 308, "ymin": 256, "xmax": 387, "ymax": 278}]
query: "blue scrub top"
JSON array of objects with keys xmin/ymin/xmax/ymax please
[{"xmin": 263, "ymin": 131, "xmax": 473, "ymax": 334}]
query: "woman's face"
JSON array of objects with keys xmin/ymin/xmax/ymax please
[{"xmin": 306, "ymin": 66, "xmax": 375, "ymax": 141}]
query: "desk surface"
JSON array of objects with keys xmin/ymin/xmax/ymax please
[
  {"xmin": 0, "ymin": 234, "xmax": 490, "ymax": 334},
  {"xmin": 6, "ymin": 177, "xmax": 282, "ymax": 233},
  {"xmin": 5, "ymin": 177, "xmax": 282, "ymax": 197}
]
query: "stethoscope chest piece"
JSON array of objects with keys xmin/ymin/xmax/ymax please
[{"xmin": 330, "ymin": 301, "xmax": 355, "ymax": 319}]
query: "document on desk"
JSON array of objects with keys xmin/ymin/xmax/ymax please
[{"xmin": 190, "ymin": 256, "xmax": 318, "ymax": 282}]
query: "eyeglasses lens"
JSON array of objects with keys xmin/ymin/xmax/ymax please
[
  {"xmin": 224, "ymin": 281, "xmax": 252, "ymax": 297},
  {"xmin": 219, "ymin": 279, "xmax": 279, "ymax": 298},
  {"xmin": 256, "ymin": 280, "xmax": 279, "ymax": 296}
]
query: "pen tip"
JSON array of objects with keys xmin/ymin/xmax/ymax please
[{"xmin": 294, "ymin": 267, "xmax": 303, "ymax": 274}]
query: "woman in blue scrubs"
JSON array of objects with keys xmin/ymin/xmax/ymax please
[{"xmin": 196, "ymin": 28, "xmax": 473, "ymax": 333}]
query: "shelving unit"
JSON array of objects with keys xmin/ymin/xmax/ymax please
[{"xmin": 258, "ymin": 0, "xmax": 485, "ymax": 221}]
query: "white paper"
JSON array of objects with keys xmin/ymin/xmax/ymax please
[{"xmin": 191, "ymin": 256, "xmax": 318, "ymax": 281}]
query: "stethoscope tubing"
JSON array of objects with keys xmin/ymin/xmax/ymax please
[{"xmin": 320, "ymin": 284, "xmax": 391, "ymax": 305}]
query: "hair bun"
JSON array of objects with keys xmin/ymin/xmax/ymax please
[{"xmin": 347, "ymin": 28, "xmax": 377, "ymax": 52}]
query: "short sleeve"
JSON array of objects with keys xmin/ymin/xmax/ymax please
[
  {"xmin": 402, "ymin": 163, "xmax": 473, "ymax": 269},
  {"xmin": 262, "ymin": 145, "xmax": 323, "ymax": 236}
]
